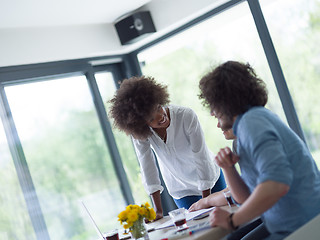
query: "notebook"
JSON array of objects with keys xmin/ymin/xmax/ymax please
[{"xmin": 81, "ymin": 201, "xmax": 106, "ymax": 240}]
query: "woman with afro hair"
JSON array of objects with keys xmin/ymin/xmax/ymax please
[{"xmin": 109, "ymin": 76, "xmax": 225, "ymax": 220}]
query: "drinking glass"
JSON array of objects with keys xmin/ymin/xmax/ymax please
[
  {"xmin": 169, "ymin": 208, "xmax": 188, "ymax": 231},
  {"xmin": 104, "ymin": 229, "xmax": 119, "ymax": 240}
]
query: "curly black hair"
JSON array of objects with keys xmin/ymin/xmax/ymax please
[
  {"xmin": 108, "ymin": 76, "xmax": 170, "ymax": 140},
  {"xmin": 199, "ymin": 61, "xmax": 268, "ymax": 119}
]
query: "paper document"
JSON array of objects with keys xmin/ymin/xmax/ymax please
[{"xmin": 155, "ymin": 207, "xmax": 215, "ymax": 230}]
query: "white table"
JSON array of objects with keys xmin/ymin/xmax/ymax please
[{"xmin": 119, "ymin": 205, "xmax": 238, "ymax": 240}]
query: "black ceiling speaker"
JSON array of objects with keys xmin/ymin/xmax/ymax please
[{"xmin": 115, "ymin": 11, "xmax": 156, "ymax": 45}]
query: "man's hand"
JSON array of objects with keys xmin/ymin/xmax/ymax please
[
  {"xmin": 209, "ymin": 207, "xmax": 232, "ymax": 229},
  {"xmin": 215, "ymin": 147, "xmax": 239, "ymax": 169}
]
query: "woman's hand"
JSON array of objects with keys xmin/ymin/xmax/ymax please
[
  {"xmin": 149, "ymin": 190, "xmax": 163, "ymax": 222},
  {"xmin": 145, "ymin": 211, "xmax": 163, "ymax": 223},
  {"xmin": 215, "ymin": 147, "xmax": 239, "ymax": 169},
  {"xmin": 188, "ymin": 198, "xmax": 209, "ymax": 212},
  {"xmin": 154, "ymin": 211, "xmax": 163, "ymax": 221}
]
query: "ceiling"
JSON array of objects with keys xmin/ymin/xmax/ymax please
[
  {"xmin": 0, "ymin": 0, "xmax": 225, "ymax": 67},
  {"xmin": 0, "ymin": 0, "xmax": 151, "ymax": 29}
]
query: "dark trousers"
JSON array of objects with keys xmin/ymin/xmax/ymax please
[{"xmin": 222, "ymin": 218, "xmax": 270, "ymax": 240}]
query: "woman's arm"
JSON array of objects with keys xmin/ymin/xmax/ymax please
[
  {"xmin": 202, "ymin": 189, "xmax": 211, "ymax": 198},
  {"xmin": 189, "ymin": 188, "xmax": 228, "ymax": 211},
  {"xmin": 150, "ymin": 190, "xmax": 163, "ymax": 221},
  {"xmin": 132, "ymin": 138, "xmax": 164, "ymax": 220}
]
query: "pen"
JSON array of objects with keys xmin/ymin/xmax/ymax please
[
  {"xmin": 190, "ymin": 225, "xmax": 211, "ymax": 234},
  {"xmin": 160, "ymin": 224, "xmax": 212, "ymax": 240},
  {"xmin": 164, "ymin": 222, "xmax": 213, "ymax": 239}
]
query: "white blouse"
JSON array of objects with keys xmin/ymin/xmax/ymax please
[{"xmin": 132, "ymin": 105, "xmax": 220, "ymax": 199}]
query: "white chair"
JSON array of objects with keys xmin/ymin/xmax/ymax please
[{"xmin": 285, "ymin": 213, "xmax": 320, "ymax": 240}]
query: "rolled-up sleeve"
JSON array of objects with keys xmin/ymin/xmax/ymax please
[
  {"xmin": 239, "ymin": 115, "xmax": 293, "ymax": 186},
  {"xmin": 132, "ymin": 137, "xmax": 164, "ymax": 195}
]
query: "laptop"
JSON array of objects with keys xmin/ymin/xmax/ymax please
[{"xmin": 81, "ymin": 201, "xmax": 106, "ymax": 240}]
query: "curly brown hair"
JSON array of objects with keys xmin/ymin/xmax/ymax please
[
  {"xmin": 199, "ymin": 61, "xmax": 268, "ymax": 119},
  {"xmin": 108, "ymin": 76, "xmax": 170, "ymax": 140}
]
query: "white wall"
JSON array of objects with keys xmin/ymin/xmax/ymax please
[
  {"xmin": 0, "ymin": 24, "xmax": 122, "ymax": 67},
  {"xmin": 0, "ymin": 0, "xmax": 228, "ymax": 67}
]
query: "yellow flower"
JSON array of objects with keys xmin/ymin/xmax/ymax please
[
  {"xmin": 118, "ymin": 202, "xmax": 156, "ymax": 229},
  {"xmin": 149, "ymin": 208, "xmax": 156, "ymax": 220},
  {"xmin": 126, "ymin": 205, "xmax": 133, "ymax": 211},
  {"xmin": 123, "ymin": 223, "xmax": 130, "ymax": 229},
  {"xmin": 144, "ymin": 202, "xmax": 150, "ymax": 208},
  {"xmin": 127, "ymin": 219, "xmax": 133, "ymax": 228},
  {"xmin": 118, "ymin": 210, "xmax": 127, "ymax": 221},
  {"xmin": 138, "ymin": 207, "xmax": 146, "ymax": 216},
  {"xmin": 127, "ymin": 209, "xmax": 139, "ymax": 222}
]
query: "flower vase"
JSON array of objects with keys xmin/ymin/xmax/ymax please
[{"xmin": 130, "ymin": 217, "xmax": 149, "ymax": 240}]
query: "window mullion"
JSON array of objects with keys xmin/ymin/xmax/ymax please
[{"xmin": 0, "ymin": 85, "xmax": 50, "ymax": 240}]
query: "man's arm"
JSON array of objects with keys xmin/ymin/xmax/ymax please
[
  {"xmin": 215, "ymin": 147, "xmax": 251, "ymax": 203},
  {"xmin": 232, "ymin": 180, "xmax": 289, "ymax": 227},
  {"xmin": 209, "ymin": 181, "xmax": 289, "ymax": 229}
]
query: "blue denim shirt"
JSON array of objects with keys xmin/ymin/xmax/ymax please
[{"xmin": 233, "ymin": 107, "xmax": 320, "ymax": 239}]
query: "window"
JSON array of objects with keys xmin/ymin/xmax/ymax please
[
  {"xmin": 138, "ymin": 1, "xmax": 286, "ymax": 154},
  {"xmin": 4, "ymin": 74, "xmax": 126, "ymax": 239},
  {"xmin": 95, "ymin": 71, "xmax": 150, "ymax": 204},
  {"xmin": 0, "ymin": 124, "xmax": 36, "ymax": 239},
  {"xmin": 261, "ymin": 0, "xmax": 320, "ymax": 165}
]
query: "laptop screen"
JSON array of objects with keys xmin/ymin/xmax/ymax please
[{"xmin": 81, "ymin": 201, "xmax": 105, "ymax": 240}]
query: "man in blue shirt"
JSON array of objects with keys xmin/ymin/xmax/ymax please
[{"xmin": 198, "ymin": 61, "xmax": 320, "ymax": 239}]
